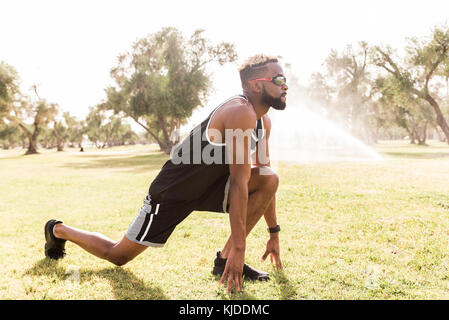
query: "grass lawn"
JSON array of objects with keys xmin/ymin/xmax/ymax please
[{"xmin": 1, "ymin": 140, "xmax": 449, "ymax": 299}]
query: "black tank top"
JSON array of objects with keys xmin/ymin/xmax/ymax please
[{"xmin": 148, "ymin": 94, "xmax": 264, "ymax": 201}]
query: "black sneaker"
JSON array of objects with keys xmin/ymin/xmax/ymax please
[
  {"xmin": 212, "ymin": 251, "xmax": 270, "ymax": 281},
  {"xmin": 44, "ymin": 219, "xmax": 66, "ymax": 260}
]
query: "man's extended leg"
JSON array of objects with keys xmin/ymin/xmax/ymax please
[
  {"xmin": 219, "ymin": 166, "xmax": 279, "ymax": 259},
  {"xmin": 52, "ymin": 224, "xmax": 147, "ymax": 266}
]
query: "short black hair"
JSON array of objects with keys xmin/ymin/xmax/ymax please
[{"xmin": 238, "ymin": 54, "xmax": 279, "ymax": 86}]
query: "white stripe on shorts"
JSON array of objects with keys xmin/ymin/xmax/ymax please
[
  {"xmin": 137, "ymin": 202, "xmax": 160, "ymax": 242},
  {"xmin": 139, "ymin": 214, "xmax": 154, "ymax": 242}
]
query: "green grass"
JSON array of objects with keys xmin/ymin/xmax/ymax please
[{"xmin": 1, "ymin": 140, "xmax": 449, "ymax": 299}]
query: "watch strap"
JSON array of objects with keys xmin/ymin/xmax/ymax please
[{"xmin": 268, "ymin": 224, "xmax": 280, "ymax": 233}]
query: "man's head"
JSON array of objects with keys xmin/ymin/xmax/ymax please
[{"xmin": 238, "ymin": 54, "xmax": 288, "ymax": 110}]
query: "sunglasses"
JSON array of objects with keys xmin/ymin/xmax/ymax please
[{"xmin": 249, "ymin": 75, "xmax": 287, "ymax": 87}]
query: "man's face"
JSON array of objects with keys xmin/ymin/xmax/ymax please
[{"xmin": 260, "ymin": 62, "xmax": 288, "ymax": 110}]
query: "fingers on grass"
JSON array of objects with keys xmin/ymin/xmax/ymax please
[
  {"xmin": 226, "ymin": 273, "xmax": 242, "ymax": 295},
  {"xmin": 261, "ymin": 250, "xmax": 269, "ymax": 262},
  {"xmin": 275, "ymin": 256, "xmax": 283, "ymax": 270},
  {"xmin": 220, "ymin": 268, "xmax": 229, "ymax": 285},
  {"xmin": 235, "ymin": 274, "xmax": 242, "ymax": 293}
]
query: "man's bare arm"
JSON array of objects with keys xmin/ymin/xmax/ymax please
[
  {"xmin": 255, "ymin": 115, "xmax": 283, "ymax": 269},
  {"xmin": 254, "ymin": 115, "xmax": 278, "ymax": 228},
  {"xmin": 219, "ymin": 105, "xmax": 257, "ymax": 294}
]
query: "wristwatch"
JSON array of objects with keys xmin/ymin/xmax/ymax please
[{"xmin": 268, "ymin": 224, "xmax": 280, "ymax": 233}]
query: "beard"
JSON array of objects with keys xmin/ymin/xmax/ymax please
[{"xmin": 261, "ymin": 87, "xmax": 286, "ymax": 110}]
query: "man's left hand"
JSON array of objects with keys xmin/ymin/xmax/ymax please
[{"xmin": 261, "ymin": 235, "xmax": 282, "ymax": 270}]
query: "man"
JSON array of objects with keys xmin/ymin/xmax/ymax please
[{"xmin": 44, "ymin": 54, "xmax": 288, "ymax": 294}]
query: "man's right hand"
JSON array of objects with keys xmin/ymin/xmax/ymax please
[{"xmin": 220, "ymin": 247, "xmax": 245, "ymax": 294}]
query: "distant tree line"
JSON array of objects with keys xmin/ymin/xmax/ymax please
[
  {"xmin": 304, "ymin": 25, "xmax": 449, "ymax": 145},
  {"xmin": 0, "ymin": 65, "xmax": 146, "ymax": 154}
]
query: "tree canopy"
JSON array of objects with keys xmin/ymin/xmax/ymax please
[
  {"xmin": 372, "ymin": 25, "xmax": 449, "ymax": 143},
  {"xmin": 104, "ymin": 27, "xmax": 237, "ymax": 153}
]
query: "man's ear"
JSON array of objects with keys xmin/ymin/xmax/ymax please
[{"xmin": 248, "ymin": 81, "xmax": 263, "ymax": 94}]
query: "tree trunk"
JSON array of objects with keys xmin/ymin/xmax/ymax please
[
  {"xmin": 159, "ymin": 142, "xmax": 173, "ymax": 154},
  {"xmin": 157, "ymin": 115, "xmax": 175, "ymax": 154},
  {"xmin": 12, "ymin": 117, "xmax": 40, "ymax": 155},
  {"xmin": 53, "ymin": 123, "xmax": 64, "ymax": 152},
  {"xmin": 417, "ymin": 138, "xmax": 426, "ymax": 145},
  {"xmin": 407, "ymin": 128, "xmax": 416, "ymax": 144},
  {"xmin": 424, "ymin": 94, "xmax": 449, "ymax": 144},
  {"xmin": 131, "ymin": 116, "xmax": 173, "ymax": 154},
  {"xmin": 435, "ymin": 127, "xmax": 446, "ymax": 142},
  {"xmin": 23, "ymin": 126, "xmax": 39, "ymax": 154},
  {"xmin": 25, "ymin": 138, "xmax": 39, "ymax": 155},
  {"xmin": 418, "ymin": 122, "xmax": 428, "ymax": 146}
]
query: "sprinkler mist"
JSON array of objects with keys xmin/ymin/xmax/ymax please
[{"xmin": 267, "ymin": 102, "xmax": 383, "ymax": 164}]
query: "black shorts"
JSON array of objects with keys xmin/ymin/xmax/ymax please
[{"xmin": 125, "ymin": 176, "xmax": 230, "ymax": 247}]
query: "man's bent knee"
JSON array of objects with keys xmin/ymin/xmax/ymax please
[
  {"xmin": 264, "ymin": 171, "xmax": 279, "ymax": 194},
  {"xmin": 103, "ymin": 246, "xmax": 134, "ymax": 266},
  {"xmin": 252, "ymin": 166, "xmax": 279, "ymax": 194},
  {"xmin": 112, "ymin": 257, "xmax": 131, "ymax": 267},
  {"xmin": 106, "ymin": 252, "xmax": 132, "ymax": 266},
  {"xmin": 104, "ymin": 236, "xmax": 147, "ymax": 266}
]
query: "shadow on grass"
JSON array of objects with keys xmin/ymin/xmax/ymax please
[
  {"xmin": 272, "ymin": 269, "xmax": 297, "ymax": 300},
  {"xmin": 0, "ymin": 154, "xmax": 31, "ymax": 161},
  {"xmin": 212, "ymin": 269, "xmax": 297, "ymax": 300},
  {"xmin": 59, "ymin": 153, "xmax": 169, "ymax": 173},
  {"xmin": 382, "ymin": 152, "xmax": 449, "ymax": 159},
  {"xmin": 25, "ymin": 259, "xmax": 168, "ymax": 300},
  {"xmin": 212, "ymin": 274, "xmax": 258, "ymax": 300}
]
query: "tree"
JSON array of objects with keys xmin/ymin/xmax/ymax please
[
  {"xmin": 306, "ymin": 72, "xmax": 336, "ymax": 120},
  {"xmin": 53, "ymin": 120, "xmax": 67, "ymax": 151},
  {"xmin": 372, "ymin": 25, "xmax": 449, "ymax": 144},
  {"xmin": 63, "ymin": 112, "xmax": 86, "ymax": 150},
  {"xmin": 38, "ymin": 125, "xmax": 55, "ymax": 149},
  {"xmin": 0, "ymin": 120, "xmax": 24, "ymax": 149},
  {"xmin": 85, "ymin": 106, "xmax": 105, "ymax": 148},
  {"xmin": 0, "ymin": 62, "xmax": 20, "ymax": 147},
  {"xmin": 0, "ymin": 62, "xmax": 58, "ymax": 154},
  {"xmin": 324, "ymin": 41, "xmax": 375, "ymax": 141},
  {"xmin": 47, "ymin": 103, "xmax": 68, "ymax": 152},
  {"xmin": 85, "ymin": 105, "xmax": 138, "ymax": 148},
  {"xmin": 375, "ymin": 75, "xmax": 434, "ymax": 144},
  {"xmin": 307, "ymin": 72, "xmax": 334, "ymax": 107},
  {"xmin": 2, "ymin": 96, "xmax": 57, "ymax": 155},
  {"xmin": 9, "ymin": 97, "xmax": 58, "ymax": 154},
  {"xmin": 104, "ymin": 27, "xmax": 237, "ymax": 153}
]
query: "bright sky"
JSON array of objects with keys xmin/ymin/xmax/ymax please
[{"xmin": 2, "ymin": 0, "xmax": 449, "ymax": 124}]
